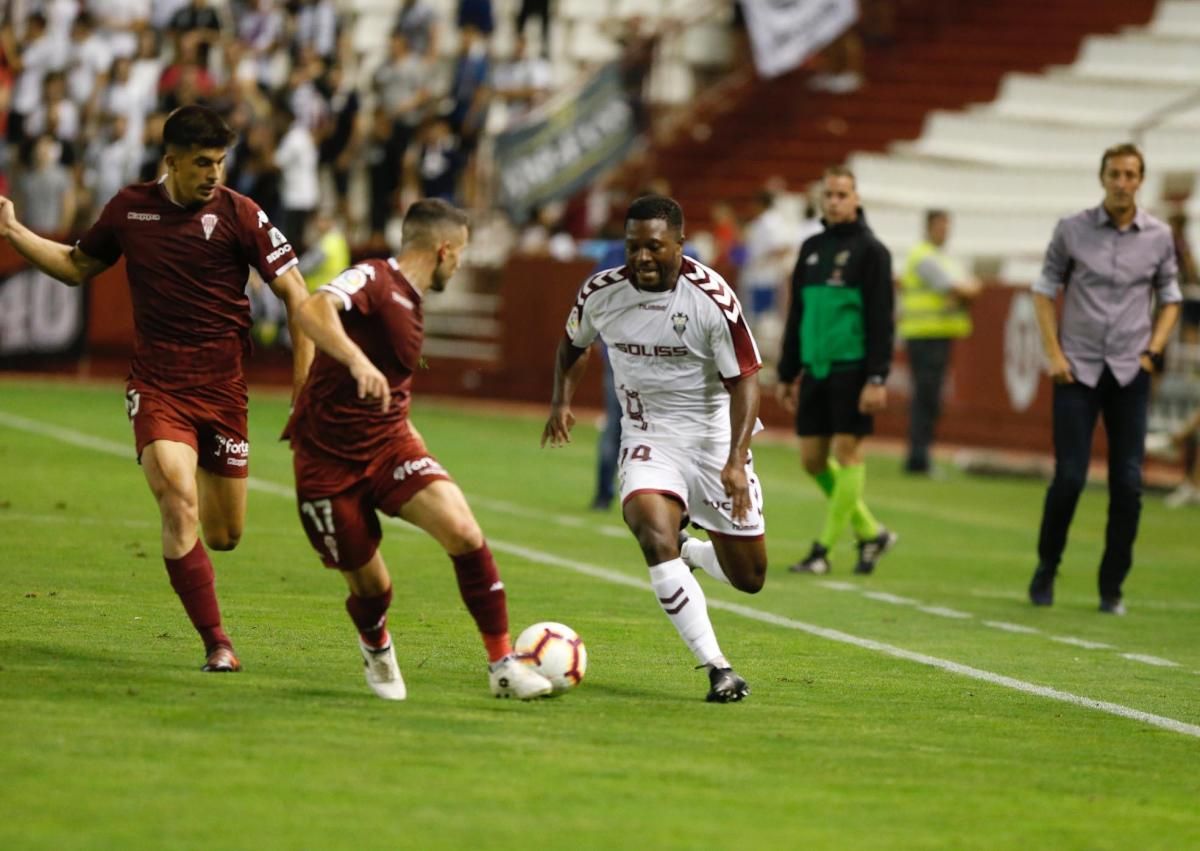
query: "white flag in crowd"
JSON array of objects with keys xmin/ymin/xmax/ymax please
[{"xmin": 739, "ymin": 0, "xmax": 860, "ymax": 79}]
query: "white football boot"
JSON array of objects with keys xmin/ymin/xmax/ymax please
[
  {"xmin": 359, "ymin": 638, "xmax": 407, "ymax": 701},
  {"xmin": 488, "ymin": 655, "xmax": 553, "ymax": 699}
]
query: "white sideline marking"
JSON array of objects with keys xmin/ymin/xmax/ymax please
[
  {"xmin": 1121, "ymin": 654, "xmax": 1180, "ymax": 668},
  {"xmin": 983, "ymin": 621, "xmax": 1042, "ymax": 635},
  {"xmin": 4, "ymin": 409, "xmax": 1200, "ymax": 740},
  {"xmin": 917, "ymin": 606, "xmax": 972, "ymax": 620},
  {"xmin": 862, "ymin": 591, "xmax": 918, "ymax": 606},
  {"xmin": 1051, "ymin": 636, "xmax": 1113, "ymax": 651},
  {"xmin": 818, "ymin": 581, "xmax": 859, "ymax": 592}
]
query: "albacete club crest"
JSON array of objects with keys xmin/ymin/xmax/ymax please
[
  {"xmin": 672, "ymin": 312, "xmax": 689, "ymax": 335},
  {"xmin": 201, "ymin": 213, "xmax": 218, "ymax": 241}
]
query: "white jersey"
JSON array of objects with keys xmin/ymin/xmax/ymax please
[{"xmin": 566, "ymin": 258, "xmax": 762, "ymax": 441}]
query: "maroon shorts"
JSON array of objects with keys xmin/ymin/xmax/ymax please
[
  {"xmin": 125, "ymin": 378, "xmax": 250, "ymax": 478},
  {"xmin": 293, "ymin": 432, "xmax": 453, "ymax": 569}
]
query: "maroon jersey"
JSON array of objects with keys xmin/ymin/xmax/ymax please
[
  {"xmin": 77, "ymin": 178, "xmax": 298, "ymax": 389},
  {"xmin": 285, "ymin": 257, "xmax": 424, "ymax": 463}
]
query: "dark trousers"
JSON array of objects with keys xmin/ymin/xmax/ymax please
[
  {"xmin": 1036, "ymin": 367, "xmax": 1150, "ymax": 599},
  {"xmin": 905, "ymin": 337, "xmax": 953, "ymax": 472}
]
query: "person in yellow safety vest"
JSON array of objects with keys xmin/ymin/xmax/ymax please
[
  {"xmin": 898, "ymin": 210, "xmax": 981, "ymax": 474},
  {"xmin": 299, "ymin": 210, "xmax": 353, "ymax": 293}
]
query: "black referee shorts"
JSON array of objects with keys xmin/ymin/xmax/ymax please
[{"xmin": 795, "ymin": 367, "xmax": 874, "ymax": 437}]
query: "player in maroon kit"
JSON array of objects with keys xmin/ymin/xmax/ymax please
[
  {"xmin": 284, "ymin": 198, "xmax": 552, "ymax": 701},
  {"xmin": 0, "ymin": 106, "xmax": 313, "ymax": 673}
]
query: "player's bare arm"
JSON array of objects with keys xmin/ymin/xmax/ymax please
[
  {"xmin": 722, "ymin": 373, "xmax": 760, "ymax": 521},
  {"xmin": 541, "ymin": 337, "xmax": 591, "ymax": 448},
  {"xmin": 0, "ymin": 195, "xmax": 110, "ymax": 286},
  {"xmin": 269, "ymin": 265, "xmax": 317, "ymax": 399},
  {"xmin": 296, "ymin": 290, "xmax": 391, "ymax": 411}
]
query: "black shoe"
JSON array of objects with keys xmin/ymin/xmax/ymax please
[
  {"xmin": 854, "ymin": 528, "xmax": 898, "ymax": 575},
  {"xmin": 1028, "ymin": 564, "xmax": 1055, "ymax": 606},
  {"xmin": 705, "ymin": 666, "xmax": 750, "ymax": 703},
  {"xmin": 1099, "ymin": 597, "xmax": 1127, "ymax": 616},
  {"xmin": 788, "ymin": 542, "xmax": 830, "ymax": 574}
]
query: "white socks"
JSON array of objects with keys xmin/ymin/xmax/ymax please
[
  {"xmin": 649, "ymin": 558, "xmax": 723, "ymax": 665},
  {"xmin": 680, "ymin": 537, "xmax": 730, "ymax": 585}
]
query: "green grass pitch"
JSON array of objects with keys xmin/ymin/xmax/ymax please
[{"xmin": 1, "ymin": 379, "xmax": 1198, "ymax": 850}]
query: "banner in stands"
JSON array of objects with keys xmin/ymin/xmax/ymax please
[
  {"xmin": 740, "ymin": 0, "xmax": 860, "ymax": 79},
  {"xmin": 493, "ymin": 62, "xmax": 637, "ymax": 222},
  {"xmin": 0, "ymin": 267, "xmax": 87, "ymax": 363}
]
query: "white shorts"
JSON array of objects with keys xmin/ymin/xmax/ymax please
[{"xmin": 618, "ymin": 437, "xmax": 765, "ymax": 538}]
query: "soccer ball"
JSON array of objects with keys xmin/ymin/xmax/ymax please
[{"xmin": 514, "ymin": 622, "xmax": 587, "ymax": 695}]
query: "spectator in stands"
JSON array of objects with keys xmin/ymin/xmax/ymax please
[
  {"xmin": 226, "ymin": 119, "xmax": 280, "ymax": 221},
  {"xmin": 15, "ymin": 134, "xmax": 75, "ymax": 235},
  {"xmin": 91, "ymin": 0, "xmax": 149, "ymax": 59},
  {"xmin": 293, "ymin": 0, "xmax": 339, "ymax": 62},
  {"xmin": 515, "ymin": 0, "xmax": 552, "ymax": 57},
  {"xmin": 1169, "ymin": 209, "xmax": 1200, "ymax": 350},
  {"xmin": 1164, "ymin": 408, "xmax": 1200, "ymax": 508},
  {"xmin": 898, "ymin": 210, "xmax": 981, "ymax": 475},
  {"xmin": 393, "ymin": 0, "xmax": 439, "ymax": 62},
  {"xmin": 491, "ymin": 33, "xmax": 553, "ymax": 124},
  {"xmin": 740, "ymin": 190, "xmax": 795, "ymax": 330},
  {"xmin": 1027, "ymin": 143, "xmax": 1182, "ymax": 615},
  {"xmin": 274, "ymin": 99, "xmax": 320, "ymax": 250},
  {"xmin": 457, "ymin": 0, "xmax": 495, "ymax": 38},
  {"xmin": 4, "ymin": 13, "xmax": 56, "ymax": 148},
  {"xmin": 84, "ymin": 113, "xmax": 141, "ymax": 211},
  {"xmin": 708, "ymin": 201, "xmax": 741, "ymax": 269},
  {"xmin": 25, "ymin": 72, "xmax": 80, "ymax": 161},
  {"xmin": 238, "ymin": 0, "xmax": 286, "ymax": 88},
  {"xmin": 448, "ymin": 23, "xmax": 491, "ymax": 145},
  {"xmin": 65, "ymin": 13, "xmax": 114, "ymax": 117},
  {"xmin": 364, "ymin": 105, "xmax": 408, "ymax": 247},
  {"xmin": 168, "ymin": 0, "xmax": 227, "ymax": 71},
  {"xmin": 297, "ymin": 209, "xmax": 351, "ymax": 293},
  {"xmin": 374, "ymin": 31, "xmax": 435, "ymax": 154},
  {"xmin": 317, "ymin": 61, "xmax": 360, "ymax": 229},
  {"xmin": 412, "ymin": 118, "xmax": 466, "ymax": 205}
]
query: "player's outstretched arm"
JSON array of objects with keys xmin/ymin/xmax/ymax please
[
  {"xmin": 269, "ymin": 265, "xmax": 317, "ymax": 399},
  {"xmin": 0, "ymin": 195, "xmax": 109, "ymax": 286},
  {"xmin": 541, "ymin": 336, "xmax": 590, "ymax": 448},
  {"xmin": 296, "ymin": 290, "xmax": 391, "ymax": 411},
  {"xmin": 722, "ymin": 372, "xmax": 760, "ymax": 521}
]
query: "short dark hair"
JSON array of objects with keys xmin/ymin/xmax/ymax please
[
  {"xmin": 162, "ymin": 105, "xmax": 236, "ymax": 151},
  {"xmin": 823, "ymin": 165, "xmax": 856, "ymax": 186},
  {"xmin": 626, "ymin": 195, "xmax": 684, "ymax": 235},
  {"xmin": 925, "ymin": 209, "xmax": 948, "ymax": 228},
  {"xmin": 1100, "ymin": 142, "xmax": 1145, "ymax": 179},
  {"xmin": 401, "ymin": 198, "xmax": 471, "ymax": 249}
]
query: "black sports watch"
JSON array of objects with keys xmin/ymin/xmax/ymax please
[{"xmin": 1142, "ymin": 350, "xmax": 1164, "ymax": 372}]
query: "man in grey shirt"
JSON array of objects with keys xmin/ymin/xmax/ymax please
[{"xmin": 1028, "ymin": 143, "xmax": 1182, "ymax": 615}]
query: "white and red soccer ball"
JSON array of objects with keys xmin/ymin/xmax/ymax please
[{"xmin": 514, "ymin": 622, "xmax": 587, "ymax": 695}]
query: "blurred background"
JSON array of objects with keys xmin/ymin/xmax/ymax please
[{"xmin": 1, "ymin": 0, "xmax": 1199, "ymax": 500}]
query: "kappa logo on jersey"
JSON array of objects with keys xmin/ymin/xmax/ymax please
[
  {"xmin": 213, "ymin": 434, "xmax": 249, "ymax": 466},
  {"xmin": 393, "ymin": 456, "xmax": 446, "ymax": 481},
  {"xmin": 127, "ymin": 212, "xmax": 160, "ymax": 222},
  {"xmin": 201, "ymin": 213, "xmax": 218, "ymax": 240},
  {"xmin": 683, "ymin": 265, "xmax": 741, "ymax": 323},
  {"xmin": 672, "ymin": 312, "xmax": 689, "ymax": 334},
  {"xmin": 391, "ymin": 292, "xmax": 414, "ymax": 310},
  {"xmin": 257, "ymin": 210, "xmax": 270, "ymax": 228}
]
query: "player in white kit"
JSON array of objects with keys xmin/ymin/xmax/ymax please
[{"xmin": 541, "ymin": 195, "xmax": 768, "ymax": 702}]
